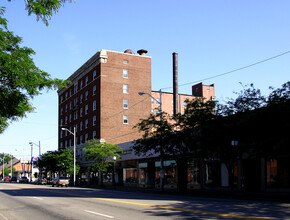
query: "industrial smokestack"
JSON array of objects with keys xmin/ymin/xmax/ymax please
[{"xmin": 173, "ymin": 52, "xmax": 178, "ymax": 115}]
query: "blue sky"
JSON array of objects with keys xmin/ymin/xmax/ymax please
[{"xmin": 1, "ymin": 0, "xmax": 289, "ymax": 158}]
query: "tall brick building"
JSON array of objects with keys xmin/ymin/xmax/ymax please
[{"xmin": 58, "ymin": 49, "xmax": 152, "ymax": 148}]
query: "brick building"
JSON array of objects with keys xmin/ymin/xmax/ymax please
[{"xmin": 58, "ymin": 49, "xmax": 215, "ymax": 186}]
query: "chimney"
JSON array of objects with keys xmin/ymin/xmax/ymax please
[
  {"xmin": 137, "ymin": 49, "xmax": 148, "ymax": 56},
  {"xmin": 173, "ymin": 52, "xmax": 178, "ymax": 115}
]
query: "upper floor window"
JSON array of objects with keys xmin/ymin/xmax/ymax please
[
  {"xmin": 123, "ymin": 99, "xmax": 128, "ymax": 109},
  {"xmin": 151, "ymin": 109, "xmax": 154, "ymax": 115},
  {"xmin": 85, "ymin": 91, "xmax": 88, "ymax": 100},
  {"xmin": 123, "ymin": 69, "xmax": 128, "ymax": 78},
  {"xmin": 70, "ymin": 89, "xmax": 72, "ymax": 97},
  {"xmin": 65, "ymin": 104, "xmax": 68, "ymax": 112},
  {"xmin": 93, "ymin": 70, "xmax": 97, "ymax": 80},
  {"xmin": 85, "ymin": 119, "xmax": 88, "ymax": 129},
  {"xmin": 74, "ymin": 84, "xmax": 78, "ymax": 93},
  {"xmin": 80, "ymin": 108, "xmax": 83, "ymax": 117},
  {"xmin": 80, "ymin": 81, "xmax": 83, "ymax": 89},
  {"xmin": 93, "ymin": 86, "xmax": 96, "ymax": 95},
  {"xmin": 80, "ymin": 94, "xmax": 83, "ymax": 103},
  {"xmin": 65, "ymin": 92, "xmax": 68, "ymax": 100},
  {"xmin": 123, "ymin": 60, "xmax": 128, "ymax": 64},
  {"xmin": 123, "ymin": 115, "xmax": 128, "ymax": 124},
  {"xmin": 85, "ymin": 76, "xmax": 89, "ymax": 86},
  {"xmin": 60, "ymin": 96, "xmax": 63, "ymax": 103},
  {"xmin": 93, "ymin": 101, "xmax": 96, "ymax": 110},
  {"xmin": 69, "ymin": 102, "xmax": 72, "ymax": 110},
  {"xmin": 183, "ymin": 101, "xmax": 187, "ymax": 108},
  {"xmin": 93, "ymin": 116, "xmax": 96, "ymax": 126},
  {"xmin": 93, "ymin": 131, "xmax": 97, "ymax": 139},
  {"xmin": 151, "ymin": 98, "xmax": 154, "ymax": 104},
  {"xmin": 60, "ymin": 108, "xmax": 63, "ymax": 116},
  {"xmin": 85, "ymin": 133, "xmax": 88, "ymax": 142},
  {"xmin": 85, "ymin": 104, "xmax": 88, "ymax": 114},
  {"xmin": 123, "ymin": 84, "xmax": 128, "ymax": 94},
  {"xmin": 80, "ymin": 121, "xmax": 83, "ymax": 131},
  {"xmin": 155, "ymin": 98, "xmax": 160, "ymax": 105},
  {"xmin": 171, "ymin": 100, "xmax": 174, "ymax": 106}
]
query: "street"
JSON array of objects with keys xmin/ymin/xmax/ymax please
[{"xmin": 0, "ymin": 182, "xmax": 289, "ymax": 220}]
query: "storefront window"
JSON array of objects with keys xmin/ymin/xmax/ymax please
[
  {"xmin": 187, "ymin": 158, "xmax": 200, "ymax": 189},
  {"xmin": 138, "ymin": 163, "xmax": 148, "ymax": 185},
  {"xmin": 267, "ymin": 159, "xmax": 277, "ymax": 187},
  {"xmin": 155, "ymin": 160, "xmax": 177, "ymax": 189},
  {"xmin": 123, "ymin": 168, "xmax": 137, "ymax": 184}
]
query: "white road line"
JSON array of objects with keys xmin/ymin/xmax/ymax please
[
  {"xmin": 84, "ymin": 210, "xmax": 114, "ymax": 219},
  {"xmin": 32, "ymin": 197, "xmax": 43, "ymax": 200},
  {"xmin": 0, "ymin": 212, "xmax": 8, "ymax": 220}
]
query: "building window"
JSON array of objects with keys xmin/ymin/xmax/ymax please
[
  {"xmin": 65, "ymin": 140, "xmax": 67, "ymax": 148},
  {"xmin": 85, "ymin": 105, "xmax": 88, "ymax": 114},
  {"xmin": 74, "ymin": 111, "xmax": 78, "ymax": 120},
  {"xmin": 93, "ymin": 116, "xmax": 96, "ymax": 126},
  {"xmin": 85, "ymin": 76, "xmax": 89, "ymax": 86},
  {"xmin": 93, "ymin": 131, "xmax": 96, "ymax": 139},
  {"xmin": 85, "ymin": 91, "xmax": 88, "ymax": 100},
  {"xmin": 65, "ymin": 116, "xmax": 68, "ymax": 124},
  {"xmin": 183, "ymin": 101, "xmax": 187, "ymax": 108},
  {"xmin": 65, "ymin": 130, "xmax": 67, "ymax": 136},
  {"xmin": 69, "ymin": 139, "xmax": 72, "ymax": 147},
  {"xmin": 80, "ymin": 94, "xmax": 83, "ymax": 103},
  {"xmin": 151, "ymin": 109, "xmax": 154, "ymax": 115},
  {"xmin": 69, "ymin": 102, "xmax": 72, "ymax": 110},
  {"xmin": 151, "ymin": 98, "xmax": 154, "ymax": 104},
  {"xmin": 60, "ymin": 108, "xmax": 63, "ymax": 116},
  {"xmin": 123, "ymin": 84, "xmax": 128, "ymax": 94},
  {"xmin": 123, "ymin": 60, "xmax": 128, "ymax": 64},
  {"xmin": 85, "ymin": 119, "xmax": 88, "ymax": 129},
  {"xmin": 93, "ymin": 70, "xmax": 97, "ymax": 80},
  {"xmin": 85, "ymin": 133, "xmax": 88, "ymax": 142},
  {"xmin": 80, "ymin": 81, "xmax": 83, "ymax": 89},
  {"xmin": 65, "ymin": 104, "xmax": 68, "ymax": 112},
  {"xmin": 93, "ymin": 101, "xmax": 96, "ymax": 111},
  {"xmin": 70, "ymin": 89, "xmax": 72, "ymax": 97},
  {"xmin": 123, "ymin": 115, "xmax": 128, "ymax": 124},
  {"xmin": 155, "ymin": 109, "xmax": 160, "ymax": 114},
  {"xmin": 93, "ymin": 85, "xmax": 96, "ymax": 95},
  {"xmin": 65, "ymin": 92, "xmax": 68, "ymax": 100},
  {"xmin": 75, "ymin": 124, "xmax": 78, "ymax": 133},
  {"xmin": 123, "ymin": 69, "xmax": 128, "ymax": 78},
  {"xmin": 60, "ymin": 96, "xmax": 63, "ymax": 103},
  {"xmin": 69, "ymin": 114, "xmax": 72, "ymax": 122},
  {"xmin": 60, "ymin": 131, "xmax": 63, "ymax": 138},
  {"xmin": 60, "ymin": 142, "xmax": 63, "ymax": 148},
  {"xmin": 155, "ymin": 98, "xmax": 160, "ymax": 105},
  {"xmin": 80, "ymin": 135, "xmax": 83, "ymax": 143},
  {"xmin": 74, "ymin": 84, "xmax": 78, "ymax": 93},
  {"xmin": 80, "ymin": 121, "xmax": 83, "ymax": 131},
  {"xmin": 80, "ymin": 108, "xmax": 83, "ymax": 117},
  {"xmin": 123, "ymin": 99, "xmax": 128, "ymax": 109},
  {"xmin": 60, "ymin": 119, "xmax": 63, "ymax": 126},
  {"xmin": 171, "ymin": 100, "xmax": 174, "ymax": 106}
]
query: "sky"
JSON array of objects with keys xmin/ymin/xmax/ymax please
[{"xmin": 1, "ymin": 0, "xmax": 289, "ymax": 159}]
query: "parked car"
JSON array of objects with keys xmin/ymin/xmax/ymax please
[
  {"xmin": 19, "ymin": 176, "xmax": 29, "ymax": 183},
  {"xmin": 46, "ymin": 177, "xmax": 53, "ymax": 185},
  {"xmin": 34, "ymin": 178, "xmax": 47, "ymax": 185},
  {"xmin": 9, "ymin": 176, "xmax": 17, "ymax": 182},
  {"xmin": 4, "ymin": 177, "xmax": 10, "ymax": 181},
  {"xmin": 52, "ymin": 176, "xmax": 69, "ymax": 187}
]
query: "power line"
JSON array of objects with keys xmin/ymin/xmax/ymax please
[{"xmin": 161, "ymin": 50, "xmax": 290, "ymax": 91}]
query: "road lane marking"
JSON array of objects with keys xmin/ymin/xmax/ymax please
[
  {"xmin": 0, "ymin": 213, "xmax": 8, "ymax": 220},
  {"xmin": 4, "ymin": 183, "xmax": 275, "ymax": 220},
  {"xmin": 84, "ymin": 210, "xmax": 114, "ymax": 218},
  {"xmin": 32, "ymin": 197, "xmax": 43, "ymax": 200}
]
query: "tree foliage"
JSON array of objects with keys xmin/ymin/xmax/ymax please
[
  {"xmin": 83, "ymin": 139, "xmax": 122, "ymax": 173},
  {"xmin": 0, "ymin": 7, "xmax": 69, "ymax": 133},
  {"xmin": 6, "ymin": 0, "xmax": 74, "ymax": 26}
]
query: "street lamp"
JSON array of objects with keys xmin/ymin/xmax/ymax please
[
  {"xmin": 61, "ymin": 126, "xmax": 76, "ymax": 186},
  {"xmin": 112, "ymin": 156, "xmax": 117, "ymax": 189},
  {"xmin": 138, "ymin": 89, "xmax": 164, "ymax": 191}
]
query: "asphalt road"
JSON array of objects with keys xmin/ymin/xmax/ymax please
[{"xmin": 0, "ymin": 182, "xmax": 289, "ymax": 220}]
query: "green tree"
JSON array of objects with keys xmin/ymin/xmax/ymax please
[
  {"xmin": 56, "ymin": 149, "xmax": 80, "ymax": 176},
  {"xmin": 83, "ymin": 139, "xmax": 122, "ymax": 186},
  {"xmin": 0, "ymin": 7, "xmax": 69, "ymax": 133},
  {"xmin": 38, "ymin": 150, "xmax": 58, "ymax": 177},
  {"xmin": 6, "ymin": 0, "xmax": 74, "ymax": 26}
]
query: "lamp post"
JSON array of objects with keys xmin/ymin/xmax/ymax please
[
  {"xmin": 61, "ymin": 126, "xmax": 76, "ymax": 186},
  {"xmin": 112, "ymin": 156, "xmax": 117, "ymax": 189},
  {"xmin": 138, "ymin": 89, "xmax": 164, "ymax": 191}
]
